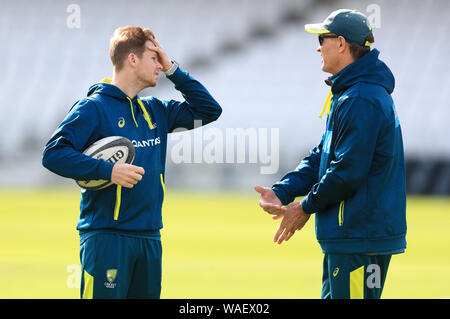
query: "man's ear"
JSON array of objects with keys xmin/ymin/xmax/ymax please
[
  {"xmin": 127, "ymin": 52, "xmax": 137, "ymax": 68},
  {"xmin": 337, "ymin": 36, "xmax": 347, "ymax": 53}
]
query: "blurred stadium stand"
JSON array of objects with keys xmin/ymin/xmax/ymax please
[{"xmin": 0, "ymin": 0, "xmax": 448, "ymax": 194}]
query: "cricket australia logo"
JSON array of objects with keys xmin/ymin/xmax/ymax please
[{"xmin": 104, "ymin": 269, "xmax": 117, "ymax": 289}]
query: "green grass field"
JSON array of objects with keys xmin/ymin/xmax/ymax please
[{"xmin": 1, "ymin": 188, "xmax": 449, "ymax": 299}]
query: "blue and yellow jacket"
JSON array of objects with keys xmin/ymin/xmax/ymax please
[
  {"xmin": 42, "ymin": 67, "xmax": 221, "ymax": 238},
  {"xmin": 272, "ymin": 49, "xmax": 407, "ymax": 254}
]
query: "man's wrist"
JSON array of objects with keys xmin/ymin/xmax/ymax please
[
  {"xmin": 300, "ymin": 196, "xmax": 315, "ymax": 214},
  {"xmin": 164, "ymin": 60, "xmax": 178, "ymax": 76},
  {"xmin": 292, "ymin": 202, "xmax": 303, "ymax": 215}
]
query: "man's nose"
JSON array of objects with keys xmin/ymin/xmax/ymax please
[{"xmin": 316, "ymin": 46, "xmax": 321, "ymax": 53}]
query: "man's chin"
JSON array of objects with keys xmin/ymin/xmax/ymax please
[
  {"xmin": 321, "ymin": 64, "xmax": 333, "ymax": 75},
  {"xmin": 145, "ymin": 80, "xmax": 158, "ymax": 88}
]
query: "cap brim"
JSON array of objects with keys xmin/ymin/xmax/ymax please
[{"xmin": 304, "ymin": 23, "xmax": 330, "ymax": 34}]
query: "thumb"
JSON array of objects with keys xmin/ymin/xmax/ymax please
[
  {"xmin": 254, "ymin": 184, "xmax": 266, "ymax": 195},
  {"xmin": 272, "ymin": 214, "xmax": 284, "ymax": 220}
]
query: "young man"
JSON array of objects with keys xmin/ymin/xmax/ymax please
[
  {"xmin": 42, "ymin": 26, "xmax": 222, "ymax": 298},
  {"xmin": 255, "ymin": 9, "xmax": 406, "ymax": 299}
]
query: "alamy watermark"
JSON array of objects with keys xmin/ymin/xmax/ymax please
[
  {"xmin": 66, "ymin": 4, "xmax": 81, "ymax": 29},
  {"xmin": 67, "ymin": 264, "xmax": 81, "ymax": 289},
  {"xmin": 366, "ymin": 4, "xmax": 381, "ymax": 29},
  {"xmin": 170, "ymin": 121, "xmax": 279, "ymax": 175},
  {"xmin": 65, "ymin": 3, "xmax": 382, "ymax": 31},
  {"xmin": 366, "ymin": 263, "xmax": 382, "ymax": 289}
]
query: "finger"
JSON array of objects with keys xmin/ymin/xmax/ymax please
[
  {"xmin": 121, "ymin": 180, "xmax": 134, "ymax": 188},
  {"xmin": 151, "ymin": 37, "xmax": 163, "ymax": 49},
  {"xmin": 124, "ymin": 176, "xmax": 138, "ymax": 185},
  {"xmin": 147, "ymin": 45, "xmax": 161, "ymax": 54},
  {"xmin": 273, "ymin": 205, "xmax": 287, "ymax": 213},
  {"xmin": 277, "ymin": 230, "xmax": 287, "ymax": 244},
  {"xmin": 267, "ymin": 208, "xmax": 286, "ymax": 216},
  {"xmin": 272, "ymin": 214, "xmax": 284, "ymax": 220},
  {"xmin": 259, "ymin": 202, "xmax": 277, "ymax": 210},
  {"xmin": 254, "ymin": 185, "xmax": 266, "ymax": 195},
  {"xmin": 281, "ymin": 222, "xmax": 299, "ymax": 243},
  {"xmin": 150, "ymin": 38, "xmax": 166, "ymax": 53},
  {"xmin": 146, "ymin": 40, "xmax": 160, "ymax": 51},
  {"xmin": 273, "ymin": 224, "xmax": 285, "ymax": 243},
  {"xmin": 131, "ymin": 165, "xmax": 145, "ymax": 175},
  {"xmin": 284, "ymin": 231, "xmax": 295, "ymax": 242},
  {"xmin": 261, "ymin": 205, "xmax": 280, "ymax": 215},
  {"xmin": 278, "ymin": 231, "xmax": 291, "ymax": 244},
  {"xmin": 128, "ymin": 172, "xmax": 143, "ymax": 182},
  {"xmin": 133, "ymin": 169, "xmax": 144, "ymax": 177},
  {"xmin": 261, "ymin": 204, "xmax": 286, "ymax": 215},
  {"xmin": 151, "ymin": 37, "xmax": 161, "ymax": 47},
  {"xmin": 276, "ymin": 218, "xmax": 293, "ymax": 244},
  {"xmin": 145, "ymin": 37, "xmax": 158, "ymax": 47},
  {"xmin": 260, "ymin": 202, "xmax": 280, "ymax": 210}
]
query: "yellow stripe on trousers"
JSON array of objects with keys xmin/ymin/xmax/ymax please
[
  {"xmin": 350, "ymin": 265, "xmax": 365, "ymax": 299},
  {"xmin": 82, "ymin": 270, "xmax": 94, "ymax": 299}
]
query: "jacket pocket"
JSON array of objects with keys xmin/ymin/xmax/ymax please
[
  {"xmin": 338, "ymin": 200, "xmax": 344, "ymax": 226},
  {"xmin": 113, "ymin": 185, "xmax": 122, "ymax": 221}
]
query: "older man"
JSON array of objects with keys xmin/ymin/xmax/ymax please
[{"xmin": 255, "ymin": 9, "xmax": 406, "ymax": 299}]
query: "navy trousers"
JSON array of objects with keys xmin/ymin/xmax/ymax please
[
  {"xmin": 321, "ymin": 253, "xmax": 392, "ymax": 299},
  {"xmin": 80, "ymin": 232, "xmax": 162, "ymax": 299}
]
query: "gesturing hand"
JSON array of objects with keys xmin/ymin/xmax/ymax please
[
  {"xmin": 111, "ymin": 163, "xmax": 145, "ymax": 188},
  {"xmin": 272, "ymin": 202, "xmax": 310, "ymax": 245},
  {"xmin": 254, "ymin": 184, "xmax": 286, "ymax": 215}
]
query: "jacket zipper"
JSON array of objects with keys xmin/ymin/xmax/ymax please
[
  {"xmin": 338, "ymin": 200, "xmax": 344, "ymax": 226},
  {"xmin": 112, "ymin": 98, "xmax": 155, "ymax": 222},
  {"xmin": 160, "ymin": 174, "xmax": 166, "ymax": 200}
]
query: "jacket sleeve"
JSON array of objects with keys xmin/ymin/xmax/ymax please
[
  {"xmin": 160, "ymin": 67, "xmax": 222, "ymax": 132},
  {"xmin": 301, "ymin": 97, "xmax": 381, "ymax": 214},
  {"xmin": 42, "ymin": 98, "xmax": 114, "ymax": 181},
  {"xmin": 271, "ymin": 138, "xmax": 323, "ymax": 205}
]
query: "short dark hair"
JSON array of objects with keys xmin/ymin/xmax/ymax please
[{"xmin": 348, "ymin": 33, "xmax": 375, "ymax": 60}]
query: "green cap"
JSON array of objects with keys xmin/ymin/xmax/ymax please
[{"xmin": 305, "ymin": 9, "xmax": 373, "ymax": 47}]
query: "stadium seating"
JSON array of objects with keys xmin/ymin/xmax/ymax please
[{"xmin": 0, "ymin": 0, "xmax": 448, "ymax": 193}]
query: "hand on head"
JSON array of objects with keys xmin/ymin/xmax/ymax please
[{"xmin": 146, "ymin": 37, "xmax": 173, "ymax": 72}]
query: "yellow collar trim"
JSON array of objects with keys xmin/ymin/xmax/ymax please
[
  {"xmin": 319, "ymin": 89, "xmax": 332, "ymax": 118},
  {"xmin": 137, "ymin": 99, "xmax": 154, "ymax": 130}
]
